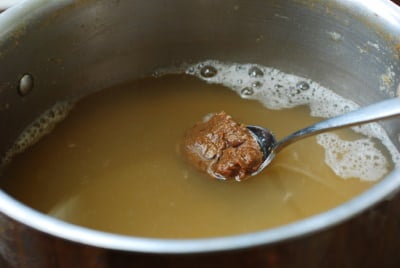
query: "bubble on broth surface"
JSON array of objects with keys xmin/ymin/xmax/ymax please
[
  {"xmin": 184, "ymin": 60, "xmax": 400, "ymax": 181},
  {"xmin": 251, "ymin": 81, "xmax": 263, "ymax": 89},
  {"xmin": 1, "ymin": 101, "xmax": 74, "ymax": 168},
  {"xmin": 248, "ymin": 66, "xmax": 264, "ymax": 78},
  {"xmin": 296, "ymin": 81, "xmax": 310, "ymax": 91},
  {"xmin": 199, "ymin": 65, "xmax": 218, "ymax": 78},
  {"xmin": 240, "ymin": 87, "xmax": 254, "ymax": 97}
]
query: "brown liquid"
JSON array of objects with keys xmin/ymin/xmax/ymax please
[{"xmin": 0, "ymin": 75, "xmax": 374, "ymax": 238}]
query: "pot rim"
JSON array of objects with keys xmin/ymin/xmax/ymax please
[{"xmin": 1, "ymin": 0, "xmax": 400, "ymax": 254}]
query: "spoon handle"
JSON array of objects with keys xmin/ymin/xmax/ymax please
[{"xmin": 277, "ymin": 98, "xmax": 400, "ymax": 150}]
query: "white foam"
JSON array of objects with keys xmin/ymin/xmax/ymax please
[
  {"xmin": 1, "ymin": 101, "xmax": 74, "ymax": 168},
  {"xmin": 185, "ymin": 60, "xmax": 360, "ymax": 115},
  {"xmin": 316, "ymin": 133, "xmax": 388, "ymax": 181},
  {"xmin": 183, "ymin": 60, "xmax": 400, "ymax": 181},
  {"xmin": 2, "ymin": 60, "xmax": 399, "ymax": 182}
]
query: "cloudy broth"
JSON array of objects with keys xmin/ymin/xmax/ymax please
[{"xmin": 1, "ymin": 61, "xmax": 396, "ymax": 238}]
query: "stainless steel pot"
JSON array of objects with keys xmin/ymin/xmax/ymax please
[{"xmin": 1, "ymin": 0, "xmax": 400, "ymax": 267}]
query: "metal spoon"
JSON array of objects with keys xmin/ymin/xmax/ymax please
[{"xmin": 247, "ymin": 97, "xmax": 400, "ymax": 176}]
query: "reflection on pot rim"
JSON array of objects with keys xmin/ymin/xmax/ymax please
[{"xmin": 0, "ymin": 167, "xmax": 399, "ymax": 253}]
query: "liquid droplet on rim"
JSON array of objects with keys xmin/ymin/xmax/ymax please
[{"xmin": 18, "ymin": 74, "xmax": 34, "ymax": 96}]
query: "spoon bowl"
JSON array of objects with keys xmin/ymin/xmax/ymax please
[{"xmin": 248, "ymin": 97, "xmax": 400, "ymax": 177}]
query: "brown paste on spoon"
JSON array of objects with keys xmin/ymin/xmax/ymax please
[{"xmin": 183, "ymin": 111, "xmax": 263, "ymax": 181}]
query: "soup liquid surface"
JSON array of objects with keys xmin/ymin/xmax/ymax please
[{"xmin": 1, "ymin": 75, "xmax": 375, "ymax": 238}]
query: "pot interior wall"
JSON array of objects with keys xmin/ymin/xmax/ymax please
[{"xmin": 0, "ymin": 0, "xmax": 400, "ymax": 168}]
